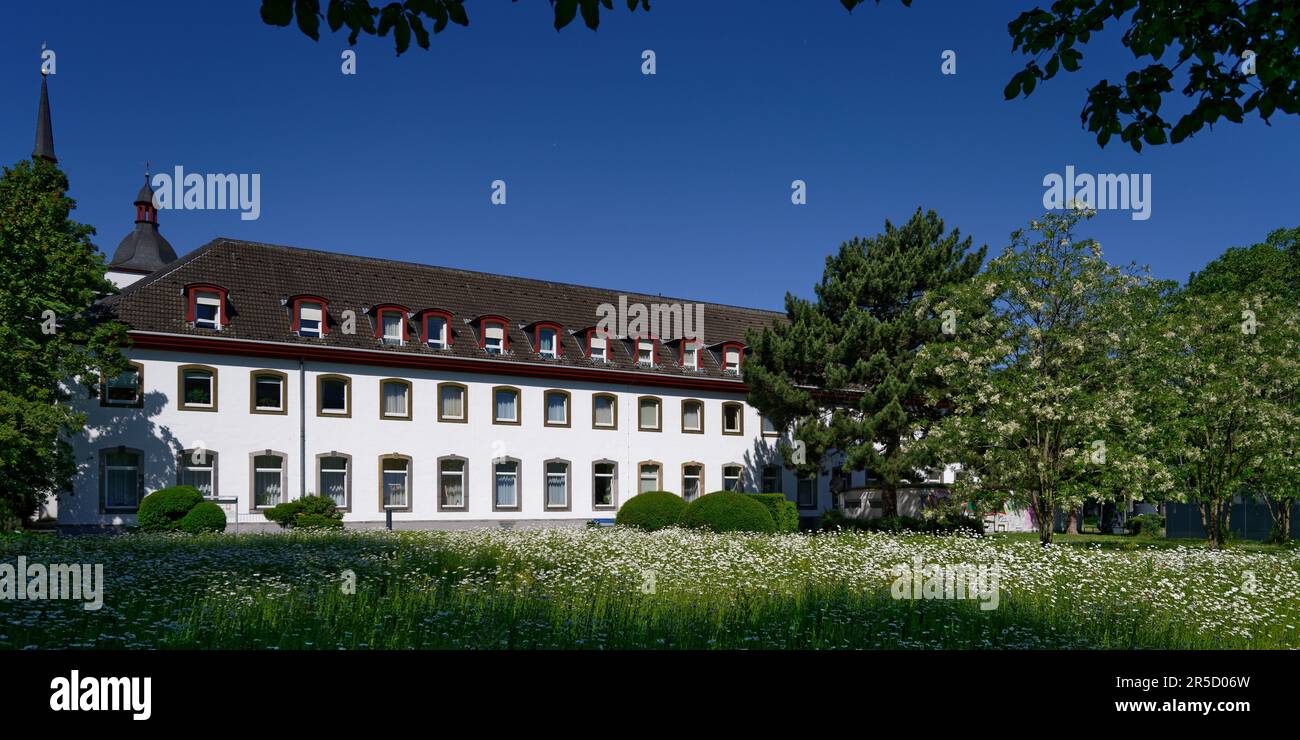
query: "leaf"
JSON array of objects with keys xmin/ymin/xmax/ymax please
[
  {"xmin": 1061, "ymin": 48, "xmax": 1081, "ymax": 72},
  {"xmin": 394, "ymin": 14, "xmax": 411, "ymax": 53},
  {"xmin": 261, "ymin": 0, "xmax": 294, "ymax": 26},
  {"xmin": 295, "ymin": 0, "xmax": 321, "ymax": 40},
  {"xmin": 408, "ymin": 13, "xmax": 430, "ymax": 49},
  {"xmin": 580, "ymin": 0, "xmax": 601, "ymax": 30},
  {"xmin": 1003, "ymin": 76, "xmax": 1021, "ymax": 100},
  {"xmin": 326, "ymin": 0, "xmax": 345, "ymax": 31},
  {"xmin": 555, "ymin": 0, "xmax": 578, "ymax": 30},
  {"xmin": 446, "ymin": 0, "xmax": 468, "ymax": 26}
]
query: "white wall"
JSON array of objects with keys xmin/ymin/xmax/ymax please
[{"xmin": 62, "ymin": 349, "xmax": 818, "ymax": 527}]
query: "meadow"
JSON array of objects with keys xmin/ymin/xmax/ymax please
[{"xmin": 2, "ymin": 527, "xmax": 1297, "ymax": 649}]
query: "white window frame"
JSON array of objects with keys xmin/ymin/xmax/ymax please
[
  {"xmin": 194, "ymin": 290, "xmax": 222, "ymax": 330},
  {"xmin": 493, "ymin": 458, "xmax": 521, "ymax": 510},
  {"xmin": 538, "ymin": 327, "xmax": 558, "ymax": 359},
  {"xmin": 544, "ymin": 459, "xmax": 570, "ymax": 511},
  {"xmin": 426, "ymin": 316, "xmax": 449, "ymax": 349},
  {"xmin": 298, "ymin": 301, "xmax": 323, "ymax": 337}
]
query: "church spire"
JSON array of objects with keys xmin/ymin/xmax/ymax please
[{"xmin": 33, "ymin": 72, "xmax": 56, "ymax": 163}]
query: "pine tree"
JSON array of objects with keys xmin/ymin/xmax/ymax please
[
  {"xmin": 0, "ymin": 158, "xmax": 128, "ymax": 528},
  {"xmin": 744, "ymin": 208, "xmax": 985, "ymax": 517}
]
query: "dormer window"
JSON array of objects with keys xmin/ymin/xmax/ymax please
[
  {"xmin": 635, "ymin": 337, "xmax": 657, "ymax": 367},
  {"xmin": 372, "ymin": 305, "xmax": 409, "ymax": 346},
  {"xmin": 289, "ymin": 295, "xmax": 329, "ymax": 338},
  {"xmin": 536, "ymin": 325, "xmax": 560, "ymax": 359},
  {"xmin": 681, "ymin": 340, "xmax": 701, "ymax": 371},
  {"xmin": 478, "ymin": 317, "xmax": 509, "ymax": 355},
  {"xmin": 722, "ymin": 343, "xmax": 744, "ymax": 375},
  {"xmin": 185, "ymin": 284, "xmax": 228, "ymax": 331},
  {"xmin": 423, "ymin": 312, "xmax": 451, "ymax": 349},
  {"xmin": 587, "ymin": 330, "xmax": 610, "ymax": 363}
]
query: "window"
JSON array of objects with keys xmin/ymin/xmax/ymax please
[
  {"xmin": 250, "ymin": 370, "xmax": 287, "ymax": 414},
  {"xmin": 317, "ymin": 454, "xmax": 350, "ymax": 510},
  {"xmin": 317, "ymin": 374, "xmax": 351, "ymax": 417},
  {"xmin": 681, "ymin": 399, "xmax": 703, "ymax": 433},
  {"xmin": 681, "ymin": 341, "xmax": 700, "ymax": 371},
  {"xmin": 593, "ymin": 461, "xmax": 617, "ymax": 509},
  {"xmin": 592, "ymin": 393, "xmax": 617, "ymax": 429},
  {"xmin": 380, "ymin": 312, "xmax": 404, "ymax": 345},
  {"xmin": 493, "ymin": 386, "xmax": 521, "ymax": 425},
  {"xmin": 722, "ymin": 464, "xmax": 743, "ymax": 492},
  {"xmin": 179, "ymin": 449, "xmax": 217, "ymax": 498},
  {"xmin": 251, "ymin": 452, "xmax": 285, "ymax": 509},
  {"xmin": 193, "ymin": 290, "xmax": 223, "ymax": 330},
  {"xmin": 544, "ymin": 460, "xmax": 570, "ymax": 510},
  {"xmin": 761, "ymin": 415, "xmax": 779, "ymax": 437},
  {"xmin": 297, "ymin": 300, "xmax": 324, "ymax": 337},
  {"xmin": 482, "ymin": 320, "xmax": 507, "ymax": 354},
  {"xmin": 636, "ymin": 338, "xmax": 656, "ymax": 366},
  {"xmin": 380, "ymin": 379, "xmax": 412, "ymax": 420},
  {"xmin": 588, "ymin": 331, "xmax": 609, "ymax": 362},
  {"xmin": 100, "ymin": 448, "xmax": 142, "ymax": 511},
  {"xmin": 178, "ymin": 365, "xmax": 217, "ymax": 411},
  {"xmin": 424, "ymin": 312, "xmax": 451, "ymax": 349},
  {"xmin": 493, "ymin": 458, "xmax": 520, "ymax": 510},
  {"xmin": 638, "ymin": 396, "xmax": 661, "ymax": 432},
  {"xmin": 762, "ymin": 465, "xmax": 782, "ymax": 493},
  {"xmin": 682, "ymin": 463, "xmax": 703, "ymax": 501},
  {"xmin": 723, "ymin": 344, "xmax": 743, "ymax": 374},
  {"xmin": 537, "ymin": 326, "xmax": 560, "ymax": 359},
  {"xmin": 438, "ymin": 382, "xmax": 467, "ymax": 423},
  {"xmin": 544, "ymin": 390, "xmax": 570, "ymax": 427},
  {"xmin": 638, "ymin": 462, "xmax": 662, "ymax": 493},
  {"xmin": 102, "ymin": 362, "xmax": 143, "ymax": 407},
  {"xmin": 797, "ymin": 476, "xmax": 817, "ymax": 509},
  {"xmin": 380, "ymin": 456, "xmax": 411, "ymax": 511},
  {"xmin": 438, "ymin": 457, "xmax": 468, "ymax": 511},
  {"xmin": 722, "ymin": 402, "xmax": 744, "ymax": 435}
]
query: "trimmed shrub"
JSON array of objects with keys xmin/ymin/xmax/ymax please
[
  {"xmin": 137, "ymin": 486, "xmax": 204, "ymax": 532},
  {"xmin": 1127, "ymin": 513, "xmax": 1165, "ymax": 537},
  {"xmin": 615, "ymin": 491, "xmax": 686, "ymax": 531},
  {"xmin": 819, "ymin": 509, "xmax": 983, "ymax": 536},
  {"xmin": 680, "ymin": 491, "xmax": 775, "ymax": 534},
  {"xmin": 176, "ymin": 501, "xmax": 227, "ymax": 534},
  {"xmin": 746, "ymin": 493, "xmax": 799, "ymax": 533},
  {"xmin": 264, "ymin": 495, "xmax": 344, "ymax": 529}
]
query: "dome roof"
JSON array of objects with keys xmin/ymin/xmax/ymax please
[{"xmin": 111, "ymin": 224, "xmax": 177, "ymax": 273}]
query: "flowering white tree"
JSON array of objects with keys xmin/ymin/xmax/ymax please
[
  {"xmin": 920, "ymin": 211, "xmax": 1172, "ymax": 545},
  {"xmin": 1141, "ymin": 292, "xmax": 1299, "ymax": 548}
]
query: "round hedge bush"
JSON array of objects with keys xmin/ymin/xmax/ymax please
[
  {"xmin": 176, "ymin": 501, "xmax": 227, "ymax": 534},
  {"xmin": 137, "ymin": 486, "xmax": 204, "ymax": 532},
  {"xmin": 615, "ymin": 491, "xmax": 687, "ymax": 531},
  {"xmin": 679, "ymin": 491, "xmax": 776, "ymax": 534}
]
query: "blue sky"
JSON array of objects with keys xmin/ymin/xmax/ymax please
[{"xmin": 2, "ymin": 1, "xmax": 1296, "ymax": 311}]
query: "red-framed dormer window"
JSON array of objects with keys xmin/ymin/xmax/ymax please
[
  {"xmin": 421, "ymin": 310, "xmax": 453, "ymax": 349},
  {"xmin": 290, "ymin": 295, "xmax": 329, "ymax": 338},
  {"xmin": 678, "ymin": 339, "xmax": 702, "ymax": 370},
  {"xmin": 478, "ymin": 316, "xmax": 509, "ymax": 355},
  {"xmin": 371, "ymin": 304, "xmax": 410, "ymax": 346},
  {"xmin": 534, "ymin": 323, "xmax": 563, "ymax": 359},
  {"xmin": 585, "ymin": 328, "xmax": 611, "ymax": 363},
  {"xmin": 184, "ymin": 283, "xmax": 228, "ymax": 331},
  {"xmin": 634, "ymin": 336, "xmax": 658, "ymax": 367},
  {"xmin": 721, "ymin": 342, "xmax": 745, "ymax": 375}
]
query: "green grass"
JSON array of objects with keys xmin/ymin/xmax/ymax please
[
  {"xmin": 993, "ymin": 531, "xmax": 1295, "ymax": 554},
  {"xmin": 2, "ymin": 527, "xmax": 1297, "ymax": 649}
]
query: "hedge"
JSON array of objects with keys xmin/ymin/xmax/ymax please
[
  {"xmin": 615, "ymin": 491, "xmax": 686, "ymax": 531},
  {"xmin": 819, "ymin": 509, "xmax": 983, "ymax": 536},
  {"xmin": 137, "ymin": 486, "xmax": 204, "ymax": 532},
  {"xmin": 264, "ymin": 495, "xmax": 344, "ymax": 529},
  {"xmin": 746, "ymin": 493, "xmax": 799, "ymax": 533},
  {"xmin": 176, "ymin": 501, "xmax": 227, "ymax": 533},
  {"xmin": 680, "ymin": 491, "xmax": 776, "ymax": 534}
]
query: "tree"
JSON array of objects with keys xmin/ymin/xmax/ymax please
[
  {"xmin": 1181, "ymin": 227, "xmax": 1300, "ymax": 543},
  {"xmin": 744, "ymin": 208, "xmax": 985, "ymax": 517},
  {"xmin": 1139, "ymin": 292, "xmax": 1299, "ymax": 548},
  {"xmin": 921, "ymin": 210, "xmax": 1170, "ymax": 546},
  {"xmin": 1003, "ymin": 0, "xmax": 1300, "ymax": 151},
  {"xmin": 0, "ymin": 159, "xmax": 128, "ymax": 529}
]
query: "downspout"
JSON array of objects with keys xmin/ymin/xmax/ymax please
[{"xmin": 299, "ymin": 357, "xmax": 306, "ymax": 500}]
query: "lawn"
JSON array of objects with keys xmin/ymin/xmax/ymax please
[{"xmin": 2, "ymin": 527, "xmax": 1297, "ymax": 649}]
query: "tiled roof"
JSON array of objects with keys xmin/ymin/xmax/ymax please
[{"xmin": 106, "ymin": 239, "xmax": 782, "ymax": 381}]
